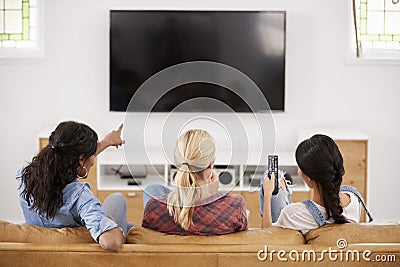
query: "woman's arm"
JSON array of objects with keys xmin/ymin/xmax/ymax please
[
  {"xmin": 96, "ymin": 124, "xmax": 125, "ymax": 156},
  {"xmin": 98, "ymin": 227, "xmax": 124, "ymax": 252},
  {"xmin": 261, "ymin": 173, "xmax": 276, "ymax": 228},
  {"xmin": 75, "ymin": 184, "xmax": 124, "ymax": 252}
]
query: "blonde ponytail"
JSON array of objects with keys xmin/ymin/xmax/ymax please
[{"xmin": 167, "ymin": 129, "xmax": 216, "ymax": 230}]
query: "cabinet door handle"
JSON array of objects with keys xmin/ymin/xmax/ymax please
[{"xmin": 127, "ymin": 192, "xmax": 136, "ymax": 197}]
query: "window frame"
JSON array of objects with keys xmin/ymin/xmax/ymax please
[
  {"xmin": 0, "ymin": 0, "xmax": 44, "ymax": 59},
  {"xmin": 351, "ymin": 0, "xmax": 400, "ymax": 63}
]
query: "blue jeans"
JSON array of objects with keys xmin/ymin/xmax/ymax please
[
  {"xmin": 259, "ymin": 170, "xmax": 291, "ymax": 223},
  {"xmin": 143, "ymin": 184, "xmax": 172, "ymax": 208},
  {"xmin": 102, "ymin": 193, "xmax": 135, "ymax": 235}
]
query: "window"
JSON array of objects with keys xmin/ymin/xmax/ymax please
[
  {"xmin": 354, "ymin": 0, "xmax": 400, "ymax": 59},
  {"xmin": 0, "ymin": 0, "xmax": 42, "ymax": 57}
]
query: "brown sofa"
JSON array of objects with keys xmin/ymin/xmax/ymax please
[{"xmin": 0, "ymin": 220, "xmax": 399, "ymax": 266}]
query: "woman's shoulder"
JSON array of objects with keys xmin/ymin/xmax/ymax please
[
  {"xmin": 194, "ymin": 192, "xmax": 245, "ymax": 208},
  {"xmin": 145, "ymin": 195, "xmax": 168, "ymax": 209},
  {"xmin": 225, "ymin": 192, "xmax": 244, "ymax": 198},
  {"xmin": 342, "ymin": 191, "xmax": 362, "ymax": 222},
  {"xmin": 274, "ymin": 202, "xmax": 320, "ymax": 234},
  {"xmin": 63, "ymin": 181, "xmax": 95, "ymax": 203},
  {"xmin": 282, "ymin": 202, "xmax": 310, "ymax": 214},
  {"xmin": 343, "ymin": 191, "xmax": 360, "ymax": 207},
  {"xmin": 279, "ymin": 202, "xmax": 321, "ymax": 224},
  {"xmin": 220, "ymin": 193, "xmax": 246, "ymax": 206},
  {"xmin": 64, "ymin": 180, "xmax": 91, "ymax": 192}
]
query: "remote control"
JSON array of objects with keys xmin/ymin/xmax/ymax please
[{"xmin": 268, "ymin": 155, "xmax": 279, "ymax": 195}]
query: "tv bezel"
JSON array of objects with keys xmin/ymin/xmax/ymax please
[{"xmin": 108, "ymin": 8, "xmax": 287, "ymax": 113}]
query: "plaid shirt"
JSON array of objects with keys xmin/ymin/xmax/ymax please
[{"xmin": 142, "ymin": 192, "xmax": 248, "ymax": 235}]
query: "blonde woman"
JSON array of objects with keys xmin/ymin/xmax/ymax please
[{"xmin": 142, "ymin": 129, "xmax": 248, "ymax": 235}]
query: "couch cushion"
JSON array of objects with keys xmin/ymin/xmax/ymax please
[
  {"xmin": 0, "ymin": 220, "xmax": 95, "ymax": 243},
  {"xmin": 305, "ymin": 222, "xmax": 400, "ymax": 245},
  {"xmin": 127, "ymin": 226, "xmax": 305, "ymax": 245}
]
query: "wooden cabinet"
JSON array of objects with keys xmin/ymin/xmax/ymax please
[
  {"xmin": 335, "ymin": 140, "xmax": 368, "ymax": 222},
  {"xmin": 290, "ymin": 191, "xmax": 312, "ymax": 203},
  {"xmin": 239, "ymin": 191, "xmax": 261, "ymax": 228},
  {"xmin": 38, "ymin": 137, "xmax": 49, "ymax": 151},
  {"xmin": 335, "ymin": 140, "xmax": 368, "ymax": 201}
]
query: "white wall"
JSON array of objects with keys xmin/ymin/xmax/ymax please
[{"xmin": 0, "ymin": 0, "xmax": 399, "ymax": 223}]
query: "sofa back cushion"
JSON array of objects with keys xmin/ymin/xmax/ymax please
[
  {"xmin": 0, "ymin": 220, "xmax": 95, "ymax": 243},
  {"xmin": 127, "ymin": 226, "xmax": 305, "ymax": 245},
  {"xmin": 305, "ymin": 223, "xmax": 400, "ymax": 245}
]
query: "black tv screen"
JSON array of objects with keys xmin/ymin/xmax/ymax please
[{"xmin": 110, "ymin": 10, "xmax": 286, "ymax": 112}]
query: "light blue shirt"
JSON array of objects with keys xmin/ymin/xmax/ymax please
[{"xmin": 17, "ymin": 167, "xmax": 117, "ymax": 241}]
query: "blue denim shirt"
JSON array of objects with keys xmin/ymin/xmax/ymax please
[{"xmin": 17, "ymin": 167, "xmax": 117, "ymax": 241}]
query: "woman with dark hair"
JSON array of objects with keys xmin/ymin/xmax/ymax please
[
  {"xmin": 18, "ymin": 121, "xmax": 131, "ymax": 252},
  {"xmin": 260, "ymin": 134, "xmax": 372, "ymax": 234}
]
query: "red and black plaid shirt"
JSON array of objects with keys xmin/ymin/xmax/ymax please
[{"xmin": 142, "ymin": 192, "xmax": 248, "ymax": 235}]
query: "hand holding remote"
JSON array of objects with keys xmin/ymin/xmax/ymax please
[
  {"xmin": 262, "ymin": 172, "xmax": 277, "ymax": 196},
  {"xmin": 267, "ymin": 155, "xmax": 279, "ymax": 195}
]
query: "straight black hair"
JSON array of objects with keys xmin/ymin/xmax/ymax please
[{"xmin": 295, "ymin": 134, "xmax": 347, "ymax": 224}]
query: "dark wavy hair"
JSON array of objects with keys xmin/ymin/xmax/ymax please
[
  {"xmin": 20, "ymin": 121, "xmax": 98, "ymax": 219},
  {"xmin": 295, "ymin": 134, "xmax": 347, "ymax": 224}
]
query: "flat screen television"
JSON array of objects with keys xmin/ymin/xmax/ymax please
[{"xmin": 110, "ymin": 10, "xmax": 286, "ymax": 112}]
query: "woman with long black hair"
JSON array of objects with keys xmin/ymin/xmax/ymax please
[
  {"xmin": 261, "ymin": 134, "xmax": 372, "ymax": 234},
  {"xmin": 18, "ymin": 121, "xmax": 131, "ymax": 252}
]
